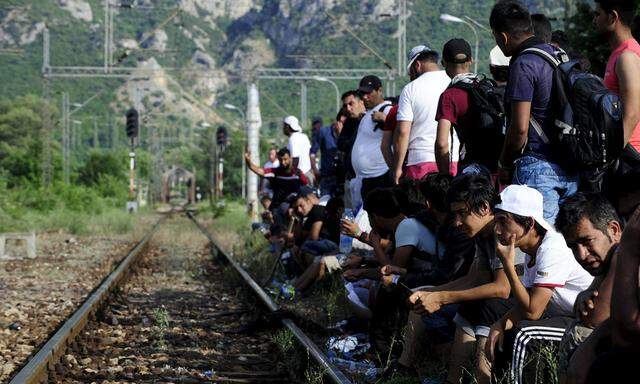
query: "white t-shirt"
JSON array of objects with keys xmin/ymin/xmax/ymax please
[
  {"xmin": 396, "ymin": 70, "xmax": 460, "ymax": 165},
  {"xmin": 351, "ymin": 101, "xmax": 391, "ymax": 178},
  {"xmin": 288, "ymin": 132, "xmax": 311, "ymax": 173},
  {"xmin": 521, "ymin": 231, "xmax": 594, "ymax": 317},
  {"xmin": 394, "ymin": 218, "xmax": 443, "ymax": 256}
]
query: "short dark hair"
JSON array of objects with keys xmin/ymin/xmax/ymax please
[
  {"xmin": 415, "ymin": 51, "xmax": 439, "ymax": 64},
  {"xmin": 447, "ymin": 173, "xmax": 498, "ymax": 214},
  {"xmin": 341, "ymin": 90, "xmax": 361, "ymax": 101},
  {"xmin": 397, "ymin": 179, "xmax": 425, "ymax": 216},
  {"xmin": 497, "ymin": 210, "xmax": 547, "ymax": 237},
  {"xmin": 364, "ymin": 188, "xmax": 402, "ymax": 219},
  {"xmin": 419, "ymin": 173, "xmax": 452, "ymax": 213},
  {"xmin": 556, "ymin": 192, "xmax": 621, "ymax": 236},
  {"xmin": 277, "ymin": 147, "xmax": 290, "ymax": 157},
  {"xmin": 596, "ymin": 0, "xmax": 637, "ymax": 26},
  {"xmin": 490, "ymin": 0, "xmax": 534, "ymax": 38},
  {"xmin": 531, "ymin": 13, "xmax": 552, "ymax": 43},
  {"xmin": 490, "ymin": 65, "xmax": 510, "ymax": 82}
]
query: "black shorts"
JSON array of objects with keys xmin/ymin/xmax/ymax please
[
  {"xmin": 454, "ymin": 297, "xmax": 515, "ymax": 337},
  {"xmin": 361, "ymin": 171, "xmax": 392, "ymax": 203}
]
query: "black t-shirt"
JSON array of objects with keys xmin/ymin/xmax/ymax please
[
  {"xmin": 302, "ymin": 205, "xmax": 336, "ymax": 242},
  {"xmin": 336, "ymin": 117, "xmax": 360, "ymax": 180}
]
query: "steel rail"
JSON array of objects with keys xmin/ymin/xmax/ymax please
[
  {"xmin": 8, "ymin": 216, "xmax": 167, "ymax": 384},
  {"xmin": 186, "ymin": 212, "xmax": 352, "ymax": 384}
]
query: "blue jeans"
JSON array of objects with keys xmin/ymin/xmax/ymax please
[
  {"xmin": 300, "ymin": 239, "xmax": 338, "ymax": 256},
  {"xmin": 513, "ymin": 156, "xmax": 578, "ymax": 224},
  {"xmin": 421, "ymin": 304, "xmax": 459, "ymax": 344},
  {"xmin": 459, "ymin": 163, "xmax": 492, "ymax": 179}
]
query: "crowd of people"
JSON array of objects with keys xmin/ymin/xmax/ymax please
[{"xmin": 244, "ymin": 1, "xmax": 640, "ymax": 382}]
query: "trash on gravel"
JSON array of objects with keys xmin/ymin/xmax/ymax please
[
  {"xmin": 266, "ymin": 280, "xmax": 296, "ymax": 301},
  {"xmin": 8, "ymin": 322, "xmax": 21, "ymax": 331},
  {"xmin": 203, "ymin": 370, "xmax": 214, "ymax": 378},
  {"xmin": 329, "ymin": 356, "xmax": 380, "ymax": 382},
  {"xmin": 326, "ymin": 333, "xmax": 370, "ymax": 358}
]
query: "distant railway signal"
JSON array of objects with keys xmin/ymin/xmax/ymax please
[{"xmin": 125, "ymin": 108, "xmax": 138, "ymax": 139}]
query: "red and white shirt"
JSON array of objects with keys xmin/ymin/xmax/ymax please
[{"xmin": 522, "ymin": 231, "xmax": 593, "ymax": 317}]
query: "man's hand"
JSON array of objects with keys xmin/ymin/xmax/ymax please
[
  {"xmin": 372, "ymin": 110, "xmax": 387, "ymax": 123},
  {"xmin": 381, "ymin": 274, "xmax": 398, "ymax": 287},
  {"xmin": 381, "ymin": 264, "xmax": 407, "ymax": 276},
  {"xmin": 343, "ymin": 268, "xmax": 365, "ymax": 282},
  {"xmin": 369, "ymin": 230, "xmax": 381, "ymax": 246},
  {"xmin": 391, "ymin": 167, "xmax": 403, "ymax": 185},
  {"xmin": 340, "ymin": 219, "xmax": 361, "ymax": 238},
  {"xmin": 496, "ymin": 234, "xmax": 517, "ymax": 265},
  {"xmin": 486, "ymin": 322, "xmax": 505, "ymax": 362},
  {"xmin": 575, "ymin": 289, "xmax": 599, "ymax": 322},
  {"xmin": 408, "ymin": 291, "xmax": 445, "ymax": 315},
  {"xmin": 244, "ymin": 151, "xmax": 252, "ymax": 162}
]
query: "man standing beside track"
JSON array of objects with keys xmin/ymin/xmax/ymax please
[{"xmin": 351, "ymin": 75, "xmax": 392, "ymax": 203}]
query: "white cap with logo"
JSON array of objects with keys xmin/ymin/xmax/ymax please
[
  {"xmin": 495, "ymin": 184, "xmax": 554, "ymax": 232},
  {"xmin": 283, "ymin": 115, "xmax": 302, "ymax": 132},
  {"xmin": 406, "ymin": 45, "xmax": 438, "ymax": 74}
]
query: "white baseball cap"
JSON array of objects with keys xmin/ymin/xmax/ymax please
[
  {"xmin": 489, "ymin": 45, "xmax": 511, "ymax": 67},
  {"xmin": 283, "ymin": 115, "xmax": 302, "ymax": 132},
  {"xmin": 407, "ymin": 45, "xmax": 438, "ymax": 74},
  {"xmin": 495, "ymin": 184, "xmax": 554, "ymax": 232}
]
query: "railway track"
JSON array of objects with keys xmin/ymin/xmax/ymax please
[{"xmin": 7, "ymin": 212, "xmax": 352, "ymax": 384}]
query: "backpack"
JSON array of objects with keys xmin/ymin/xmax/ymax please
[
  {"xmin": 449, "ymin": 76, "xmax": 507, "ymax": 169},
  {"xmin": 521, "ymin": 48, "xmax": 624, "ymax": 171}
]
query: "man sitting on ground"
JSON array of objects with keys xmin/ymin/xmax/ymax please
[
  {"xmin": 400, "ymin": 174, "xmax": 511, "ymax": 383},
  {"xmin": 486, "ymin": 185, "xmax": 593, "ymax": 384},
  {"xmin": 554, "ymin": 193, "xmax": 622, "ymax": 384}
]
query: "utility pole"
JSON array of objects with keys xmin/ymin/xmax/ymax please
[
  {"xmin": 246, "ymin": 84, "xmax": 261, "ymax": 220},
  {"xmin": 300, "ymin": 80, "xmax": 307, "ymax": 130},
  {"xmin": 93, "ymin": 117, "xmax": 99, "ymax": 148},
  {"xmin": 41, "ymin": 78, "xmax": 53, "ymax": 188},
  {"xmin": 62, "ymin": 92, "xmax": 70, "ymax": 185}
]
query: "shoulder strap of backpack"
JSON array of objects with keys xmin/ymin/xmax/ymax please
[{"xmin": 521, "ymin": 47, "xmax": 561, "ymax": 68}]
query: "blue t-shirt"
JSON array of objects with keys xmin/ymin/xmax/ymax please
[
  {"xmin": 311, "ymin": 125, "xmax": 339, "ymax": 177},
  {"xmin": 505, "ymin": 43, "xmax": 557, "ymax": 162}
]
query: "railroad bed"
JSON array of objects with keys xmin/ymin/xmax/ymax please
[
  {"xmin": 54, "ymin": 217, "xmax": 287, "ymax": 383},
  {"xmin": 7, "ymin": 214, "xmax": 351, "ymax": 384}
]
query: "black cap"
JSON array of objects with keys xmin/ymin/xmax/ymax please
[
  {"xmin": 358, "ymin": 75, "xmax": 382, "ymax": 93},
  {"xmin": 442, "ymin": 38, "xmax": 472, "ymax": 64}
]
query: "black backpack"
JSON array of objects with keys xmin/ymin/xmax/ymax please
[
  {"xmin": 449, "ymin": 76, "xmax": 507, "ymax": 169},
  {"xmin": 522, "ymin": 48, "xmax": 624, "ymax": 171}
]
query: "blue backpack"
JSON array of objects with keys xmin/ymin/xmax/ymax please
[{"xmin": 522, "ymin": 48, "xmax": 624, "ymax": 171}]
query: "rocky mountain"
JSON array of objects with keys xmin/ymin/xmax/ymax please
[{"xmin": 0, "ymin": 0, "xmax": 567, "ymax": 132}]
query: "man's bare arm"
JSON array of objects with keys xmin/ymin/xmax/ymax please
[
  {"xmin": 244, "ymin": 153, "xmax": 265, "ymax": 176},
  {"xmin": 435, "ymin": 119, "xmax": 452, "ymax": 174},
  {"xmin": 611, "ymin": 207, "xmax": 640, "ymax": 345},
  {"xmin": 381, "ymin": 130, "xmax": 394, "ymax": 168},
  {"xmin": 392, "ymin": 120, "xmax": 411, "ymax": 184},
  {"xmin": 616, "ymin": 51, "xmax": 640, "ymax": 146},
  {"xmin": 500, "ymin": 101, "xmax": 531, "ymax": 166}
]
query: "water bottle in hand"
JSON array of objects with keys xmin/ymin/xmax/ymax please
[{"xmin": 339, "ymin": 209, "xmax": 355, "ymax": 254}]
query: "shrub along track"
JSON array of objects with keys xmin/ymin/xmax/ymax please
[{"xmin": 8, "ymin": 213, "xmax": 351, "ymax": 384}]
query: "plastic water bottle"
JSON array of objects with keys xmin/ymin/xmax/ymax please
[{"xmin": 339, "ymin": 208, "xmax": 355, "ymax": 254}]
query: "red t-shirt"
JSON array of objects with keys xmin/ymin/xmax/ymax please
[
  {"xmin": 383, "ymin": 104, "xmax": 399, "ymax": 131},
  {"xmin": 436, "ymin": 87, "xmax": 473, "ymax": 162},
  {"xmin": 604, "ymin": 38, "xmax": 640, "ymax": 152}
]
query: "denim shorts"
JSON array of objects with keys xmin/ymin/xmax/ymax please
[{"xmin": 513, "ymin": 155, "xmax": 578, "ymax": 224}]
